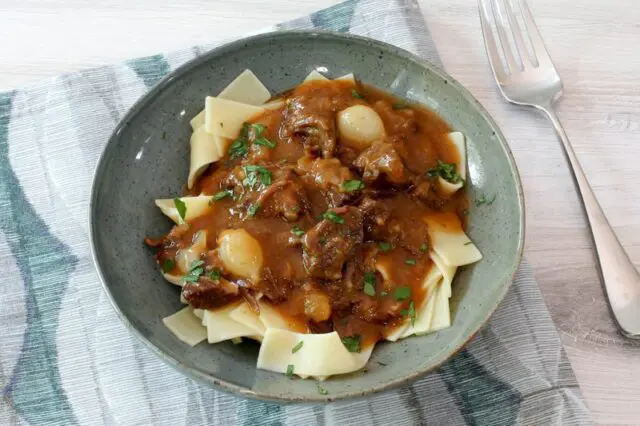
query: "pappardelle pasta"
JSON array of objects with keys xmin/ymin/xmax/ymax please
[{"xmin": 145, "ymin": 69, "xmax": 482, "ymax": 382}]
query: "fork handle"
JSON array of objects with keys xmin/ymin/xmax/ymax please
[{"xmin": 541, "ymin": 106, "xmax": 640, "ymax": 338}]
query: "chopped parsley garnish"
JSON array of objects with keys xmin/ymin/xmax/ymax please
[
  {"xmin": 341, "ymin": 179, "xmax": 365, "ymax": 192},
  {"xmin": 291, "ymin": 225, "xmax": 305, "ymax": 237},
  {"xmin": 341, "ymin": 335, "xmax": 361, "ymax": 353},
  {"xmin": 317, "ymin": 383, "xmax": 329, "ymax": 395},
  {"xmin": 476, "ymin": 194, "xmax": 496, "ymax": 206},
  {"xmin": 212, "ymin": 190, "xmax": 233, "ymax": 201},
  {"xmin": 377, "ymin": 361, "xmax": 388, "ymax": 367},
  {"xmin": 286, "ymin": 364, "xmax": 294, "ymax": 378},
  {"xmin": 209, "ymin": 268, "xmax": 221, "ymax": 281},
  {"xmin": 419, "ymin": 242, "xmax": 429, "ymax": 252},
  {"xmin": 394, "ymin": 286, "xmax": 411, "ymax": 301},
  {"xmin": 228, "ymin": 138, "xmax": 249, "ymax": 159},
  {"xmin": 292, "ymin": 341, "xmax": 304, "ymax": 353},
  {"xmin": 378, "ymin": 241, "xmax": 392, "ymax": 253},
  {"xmin": 173, "ymin": 198, "xmax": 187, "ymax": 222},
  {"xmin": 405, "ymin": 259, "xmax": 417, "ymax": 266},
  {"xmin": 250, "ymin": 123, "xmax": 266, "ymax": 136},
  {"xmin": 322, "ymin": 210, "xmax": 344, "ymax": 224},
  {"xmin": 363, "ymin": 272, "xmax": 376, "ymax": 296},
  {"xmin": 247, "ymin": 203, "xmax": 261, "ymax": 217},
  {"xmin": 380, "ymin": 291, "xmax": 388, "ymax": 296},
  {"xmin": 161, "ymin": 258, "xmax": 175, "ymax": 273},
  {"xmin": 401, "ymin": 301, "xmax": 416, "ymax": 326},
  {"xmin": 351, "ymin": 89, "xmax": 364, "ymax": 99},
  {"xmin": 161, "ymin": 131, "xmax": 167, "ymax": 139},
  {"xmin": 243, "ymin": 165, "xmax": 272, "ymax": 189},
  {"xmin": 427, "ymin": 160, "xmax": 464, "ymax": 184},
  {"xmin": 392, "ymin": 103, "xmax": 409, "ymax": 110},
  {"xmin": 182, "ymin": 259, "xmax": 205, "ymax": 283},
  {"xmin": 254, "ymin": 137, "xmax": 276, "ymax": 149}
]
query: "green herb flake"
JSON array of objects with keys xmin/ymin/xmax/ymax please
[
  {"xmin": 476, "ymin": 194, "xmax": 496, "ymax": 206},
  {"xmin": 419, "ymin": 242, "xmax": 429, "ymax": 252},
  {"xmin": 161, "ymin": 131, "xmax": 167, "ymax": 139},
  {"xmin": 209, "ymin": 268, "xmax": 221, "ymax": 281},
  {"xmin": 253, "ymin": 137, "xmax": 276, "ymax": 149},
  {"xmin": 247, "ymin": 203, "xmax": 261, "ymax": 217},
  {"xmin": 427, "ymin": 160, "xmax": 464, "ymax": 184},
  {"xmin": 161, "ymin": 258, "xmax": 175, "ymax": 273},
  {"xmin": 322, "ymin": 210, "xmax": 345, "ymax": 224},
  {"xmin": 250, "ymin": 123, "xmax": 266, "ymax": 137},
  {"xmin": 317, "ymin": 383, "xmax": 329, "ymax": 395},
  {"xmin": 351, "ymin": 89, "xmax": 364, "ymax": 99},
  {"xmin": 228, "ymin": 138, "xmax": 249, "ymax": 159},
  {"xmin": 341, "ymin": 335, "xmax": 361, "ymax": 353},
  {"xmin": 173, "ymin": 198, "xmax": 187, "ymax": 222},
  {"xmin": 189, "ymin": 260, "xmax": 205, "ymax": 271},
  {"xmin": 464, "ymin": 241, "xmax": 473, "ymax": 246},
  {"xmin": 401, "ymin": 301, "xmax": 416, "ymax": 326},
  {"xmin": 377, "ymin": 361, "xmax": 388, "ymax": 367},
  {"xmin": 292, "ymin": 341, "xmax": 304, "ymax": 354},
  {"xmin": 378, "ymin": 241, "xmax": 392, "ymax": 253},
  {"xmin": 243, "ymin": 165, "xmax": 272, "ymax": 189},
  {"xmin": 405, "ymin": 259, "xmax": 417, "ymax": 266},
  {"xmin": 182, "ymin": 259, "xmax": 205, "ymax": 283},
  {"xmin": 212, "ymin": 190, "xmax": 232, "ymax": 201},
  {"xmin": 392, "ymin": 103, "xmax": 409, "ymax": 110},
  {"xmin": 286, "ymin": 364, "xmax": 294, "ymax": 378},
  {"xmin": 394, "ymin": 286, "xmax": 411, "ymax": 301},
  {"xmin": 341, "ymin": 179, "xmax": 365, "ymax": 192},
  {"xmin": 363, "ymin": 272, "xmax": 376, "ymax": 296},
  {"xmin": 380, "ymin": 291, "xmax": 388, "ymax": 296},
  {"xmin": 291, "ymin": 225, "xmax": 305, "ymax": 237}
]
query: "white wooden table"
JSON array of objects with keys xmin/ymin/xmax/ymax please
[{"xmin": 1, "ymin": 0, "xmax": 639, "ymax": 423}]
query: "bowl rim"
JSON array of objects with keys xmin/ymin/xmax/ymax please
[{"xmin": 89, "ymin": 29, "xmax": 526, "ymax": 403}]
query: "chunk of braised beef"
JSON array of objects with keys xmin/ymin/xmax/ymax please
[
  {"xmin": 372, "ymin": 100, "xmax": 419, "ymax": 134},
  {"xmin": 281, "ymin": 96, "xmax": 336, "ymax": 158},
  {"xmin": 301, "ymin": 206, "xmax": 363, "ymax": 280},
  {"xmin": 182, "ymin": 277, "xmax": 240, "ymax": 309},
  {"xmin": 354, "ymin": 297, "xmax": 404, "ymax": 324},
  {"xmin": 297, "ymin": 156, "xmax": 358, "ymax": 207},
  {"xmin": 354, "ymin": 141, "xmax": 410, "ymax": 185},
  {"xmin": 257, "ymin": 170, "xmax": 310, "ymax": 222},
  {"xmin": 412, "ymin": 177, "xmax": 446, "ymax": 210},
  {"xmin": 259, "ymin": 267, "xmax": 295, "ymax": 302}
]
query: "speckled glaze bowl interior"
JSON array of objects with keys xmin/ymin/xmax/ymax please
[{"xmin": 90, "ymin": 31, "xmax": 524, "ymax": 402}]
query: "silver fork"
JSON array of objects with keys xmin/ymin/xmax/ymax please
[{"xmin": 478, "ymin": 0, "xmax": 640, "ymax": 338}]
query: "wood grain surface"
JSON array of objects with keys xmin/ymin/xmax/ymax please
[{"xmin": 1, "ymin": 0, "xmax": 639, "ymax": 423}]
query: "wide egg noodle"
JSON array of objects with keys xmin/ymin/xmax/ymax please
[
  {"xmin": 163, "ymin": 307, "xmax": 208, "ymax": 347},
  {"xmin": 204, "ymin": 97, "xmax": 266, "ymax": 138},
  {"xmin": 335, "ymin": 73, "xmax": 356, "ymax": 83},
  {"xmin": 188, "ymin": 127, "xmax": 227, "ymax": 189},
  {"xmin": 229, "ymin": 302, "xmax": 266, "ymax": 337},
  {"xmin": 424, "ymin": 212, "xmax": 482, "ymax": 267},
  {"xmin": 430, "ymin": 250, "xmax": 456, "ymax": 298},
  {"xmin": 429, "ymin": 280, "xmax": 452, "ymax": 332},
  {"xmin": 398, "ymin": 265, "xmax": 444, "ymax": 338},
  {"xmin": 258, "ymin": 300, "xmax": 309, "ymax": 334},
  {"xmin": 438, "ymin": 131, "xmax": 467, "ymax": 196},
  {"xmin": 217, "ymin": 69, "xmax": 272, "ymax": 106},
  {"xmin": 203, "ymin": 302, "xmax": 259, "ymax": 344},
  {"xmin": 257, "ymin": 329, "xmax": 373, "ymax": 378},
  {"xmin": 162, "ymin": 272, "xmax": 183, "ymax": 287},
  {"xmin": 155, "ymin": 195, "xmax": 212, "ymax": 224},
  {"xmin": 190, "ymin": 69, "xmax": 271, "ymax": 131},
  {"xmin": 303, "ymin": 70, "xmax": 329, "ymax": 82}
]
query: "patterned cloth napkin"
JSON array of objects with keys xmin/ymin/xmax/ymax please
[{"xmin": 0, "ymin": 0, "xmax": 593, "ymax": 424}]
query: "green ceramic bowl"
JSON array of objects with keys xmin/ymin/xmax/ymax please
[{"xmin": 90, "ymin": 31, "xmax": 524, "ymax": 402}]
